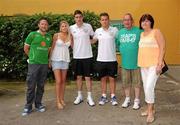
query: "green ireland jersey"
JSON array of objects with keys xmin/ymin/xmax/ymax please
[{"xmin": 25, "ymin": 31, "xmax": 52, "ymax": 64}]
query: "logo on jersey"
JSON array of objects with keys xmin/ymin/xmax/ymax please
[
  {"xmin": 46, "ymin": 37, "xmax": 50, "ymax": 41},
  {"xmin": 41, "ymin": 41, "xmax": 46, "ymax": 46}
]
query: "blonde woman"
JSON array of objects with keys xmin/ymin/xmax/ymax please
[
  {"xmin": 138, "ymin": 14, "xmax": 165, "ymax": 123},
  {"xmin": 50, "ymin": 21, "xmax": 72, "ymax": 109}
]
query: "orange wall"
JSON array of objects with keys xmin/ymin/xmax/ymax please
[{"xmin": 1, "ymin": 0, "xmax": 180, "ymax": 64}]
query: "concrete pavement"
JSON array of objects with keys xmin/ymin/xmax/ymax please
[{"xmin": 0, "ymin": 65, "xmax": 180, "ymax": 125}]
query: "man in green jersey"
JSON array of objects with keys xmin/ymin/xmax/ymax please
[
  {"xmin": 116, "ymin": 13, "xmax": 142, "ymax": 110},
  {"xmin": 22, "ymin": 18, "xmax": 52, "ymax": 116}
]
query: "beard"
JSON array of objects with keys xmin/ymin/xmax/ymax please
[{"xmin": 40, "ymin": 28, "xmax": 47, "ymax": 33}]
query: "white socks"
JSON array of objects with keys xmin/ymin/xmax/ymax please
[
  {"xmin": 78, "ymin": 91, "xmax": 82, "ymax": 98},
  {"xmin": 101, "ymin": 94, "xmax": 116, "ymax": 98},
  {"xmin": 87, "ymin": 92, "xmax": 92, "ymax": 98},
  {"xmin": 102, "ymin": 93, "xmax": 107, "ymax": 98},
  {"xmin": 77, "ymin": 91, "xmax": 93, "ymax": 98},
  {"xmin": 125, "ymin": 96, "xmax": 131, "ymax": 101},
  {"xmin": 134, "ymin": 98, "xmax": 140, "ymax": 103},
  {"xmin": 111, "ymin": 94, "xmax": 115, "ymax": 98}
]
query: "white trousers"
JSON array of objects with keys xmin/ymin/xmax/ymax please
[{"xmin": 141, "ymin": 66, "xmax": 159, "ymax": 103}]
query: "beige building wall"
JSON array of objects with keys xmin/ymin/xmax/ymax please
[{"xmin": 1, "ymin": 0, "xmax": 180, "ymax": 64}]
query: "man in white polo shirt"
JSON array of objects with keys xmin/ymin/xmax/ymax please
[
  {"xmin": 92, "ymin": 12, "xmax": 118, "ymax": 106},
  {"xmin": 70, "ymin": 10, "xmax": 95, "ymax": 106}
]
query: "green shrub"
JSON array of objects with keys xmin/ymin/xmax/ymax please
[{"xmin": 0, "ymin": 11, "xmax": 100, "ymax": 80}]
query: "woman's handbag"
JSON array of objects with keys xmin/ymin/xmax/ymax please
[{"xmin": 160, "ymin": 61, "xmax": 168, "ymax": 75}]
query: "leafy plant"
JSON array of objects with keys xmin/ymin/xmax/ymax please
[{"xmin": 0, "ymin": 11, "xmax": 100, "ymax": 80}]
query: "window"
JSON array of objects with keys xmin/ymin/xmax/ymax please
[{"xmin": 110, "ymin": 20, "xmax": 124, "ymax": 30}]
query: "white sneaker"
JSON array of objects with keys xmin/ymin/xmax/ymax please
[
  {"xmin": 133, "ymin": 99, "xmax": 140, "ymax": 110},
  {"xmin": 122, "ymin": 97, "xmax": 130, "ymax": 108},
  {"xmin": 87, "ymin": 96, "xmax": 95, "ymax": 107},
  {"xmin": 35, "ymin": 105, "xmax": 46, "ymax": 112},
  {"xmin": 99, "ymin": 96, "xmax": 108, "ymax": 105},
  {"xmin": 74, "ymin": 96, "xmax": 83, "ymax": 105},
  {"xmin": 111, "ymin": 96, "xmax": 118, "ymax": 106}
]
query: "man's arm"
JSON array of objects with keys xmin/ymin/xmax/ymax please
[
  {"xmin": 24, "ymin": 44, "xmax": 30, "ymax": 56},
  {"xmin": 91, "ymin": 38, "xmax": 98, "ymax": 44},
  {"xmin": 91, "ymin": 28, "xmax": 98, "ymax": 44},
  {"xmin": 24, "ymin": 32, "xmax": 34, "ymax": 56}
]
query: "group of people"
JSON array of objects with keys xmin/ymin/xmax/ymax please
[{"xmin": 22, "ymin": 10, "xmax": 166, "ymax": 123}]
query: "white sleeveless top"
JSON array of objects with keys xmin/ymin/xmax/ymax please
[{"xmin": 51, "ymin": 36, "xmax": 71, "ymax": 62}]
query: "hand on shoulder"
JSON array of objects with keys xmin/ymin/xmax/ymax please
[{"xmin": 53, "ymin": 33, "xmax": 59, "ymax": 41}]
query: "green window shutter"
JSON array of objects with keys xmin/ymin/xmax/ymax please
[{"xmin": 110, "ymin": 20, "xmax": 124, "ymax": 30}]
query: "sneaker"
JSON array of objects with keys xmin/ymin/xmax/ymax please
[
  {"xmin": 35, "ymin": 105, "xmax": 46, "ymax": 112},
  {"xmin": 21, "ymin": 107, "xmax": 32, "ymax": 116},
  {"xmin": 111, "ymin": 96, "xmax": 118, "ymax": 106},
  {"xmin": 74, "ymin": 96, "xmax": 83, "ymax": 105},
  {"xmin": 122, "ymin": 97, "xmax": 131, "ymax": 108},
  {"xmin": 133, "ymin": 99, "xmax": 140, "ymax": 110},
  {"xmin": 99, "ymin": 96, "xmax": 108, "ymax": 105},
  {"xmin": 87, "ymin": 96, "xmax": 95, "ymax": 107}
]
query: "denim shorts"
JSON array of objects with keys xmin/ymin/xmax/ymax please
[{"xmin": 51, "ymin": 61, "xmax": 69, "ymax": 70}]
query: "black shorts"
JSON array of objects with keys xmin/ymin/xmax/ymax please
[
  {"xmin": 95, "ymin": 61, "xmax": 118, "ymax": 78},
  {"xmin": 72, "ymin": 58, "xmax": 94, "ymax": 77}
]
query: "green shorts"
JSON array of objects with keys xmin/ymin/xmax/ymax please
[{"xmin": 121, "ymin": 68, "xmax": 142, "ymax": 87}]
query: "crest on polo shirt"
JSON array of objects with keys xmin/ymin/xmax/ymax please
[
  {"xmin": 83, "ymin": 28, "xmax": 88, "ymax": 33},
  {"xmin": 73, "ymin": 30, "xmax": 77, "ymax": 34},
  {"xmin": 98, "ymin": 33, "xmax": 102, "ymax": 36},
  {"xmin": 109, "ymin": 29, "xmax": 114, "ymax": 36}
]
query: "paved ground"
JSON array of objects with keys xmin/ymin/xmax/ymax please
[{"xmin": 0, "ymin": 66, "xmax": 180, "ymax": 125}]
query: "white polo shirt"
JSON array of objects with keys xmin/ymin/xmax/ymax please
[
  {"xmin": 70, "ymin": 23, "xmax": 94, "ymax": 59},
  {"xmin": 94, "ymin": 26, "xmax": 118, "ymax": 62}
]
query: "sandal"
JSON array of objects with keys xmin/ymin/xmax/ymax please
[
  {"xmin": 61, "ymin": 100, "xmax": 66, "ymax": 106},
  {"xmin": 141, "ymin": 110, "xmax": 148, "ymax": 116},
  {"xmin": 147, "ymin": 114, "xmax": 155, "ymax": 123},
  {"xmin": 141, "ymin": 110, "xmax": 155, "ymax": 116},
  {"xmin": 57, "ymin": 101, "xmax": 64, "ymax": 109}
]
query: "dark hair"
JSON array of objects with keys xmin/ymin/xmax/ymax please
[
  {"xmin": 139, "ymin": 14, "xmax": 154, "ymax": 29},
  {"xmin": 38, "ymin": 17, "xmax": 49, "ymax": 24},
  {"xmin": 100, "ymin": 12, "xmax": 109, "ymax": 19},
  {"xmin": 74, "ymin": 10, "xmax": 83, "ymax": 17}
]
